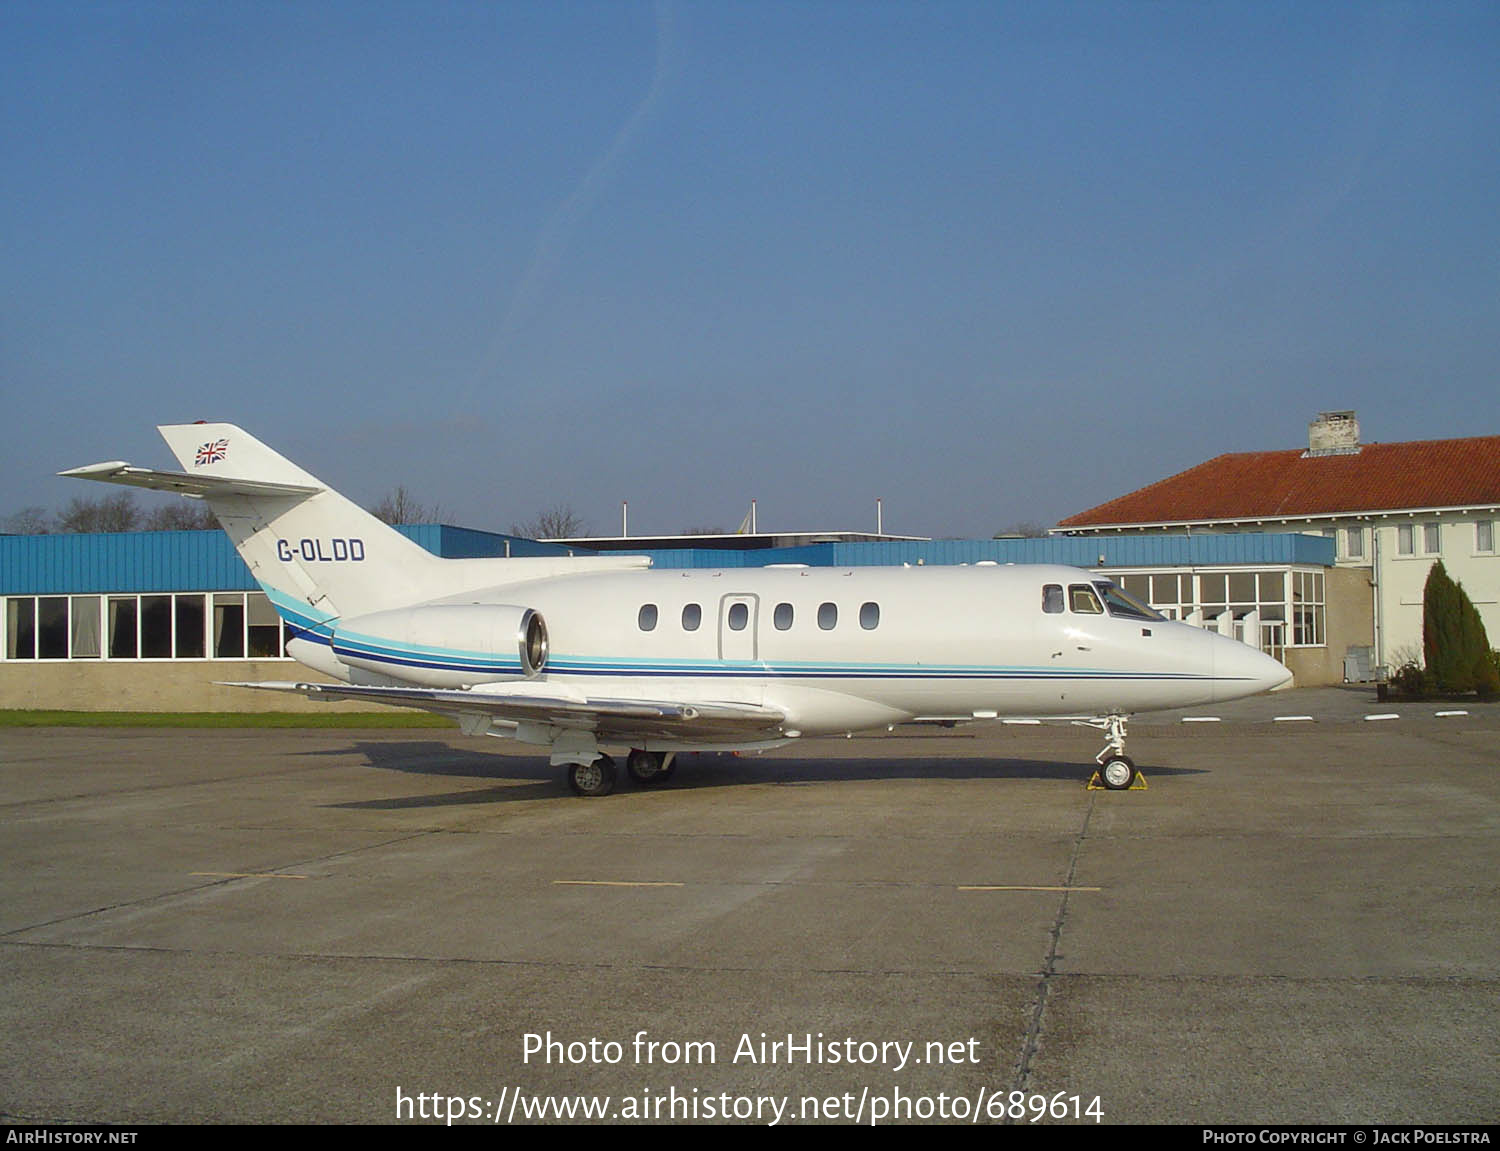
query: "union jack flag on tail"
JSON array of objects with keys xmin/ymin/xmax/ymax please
[{"xmin": 194, "ymin": 438, "xmax": 229, "ymax": 467}]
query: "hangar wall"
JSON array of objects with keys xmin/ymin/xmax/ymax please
[{"xmin": 0, "ymin": 661, "xmax": 384, "ymax": 713}]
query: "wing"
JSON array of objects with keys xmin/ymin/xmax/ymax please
[{"xmin": 224, "ymin": 680, "xmax": 786, "ymax": 742}]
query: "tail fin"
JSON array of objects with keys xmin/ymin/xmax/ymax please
[
  {"xmin": 154, "ymin": 423, "xmax": 446, "ymax": 623},
  {"xmin": 62, "ymin": 423, "xmax": 444, "ymax": 624}
]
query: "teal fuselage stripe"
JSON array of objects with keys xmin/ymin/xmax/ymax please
[{"xmin": 263, "ymin": 587, "xmax": 1235, "ymax": 684}]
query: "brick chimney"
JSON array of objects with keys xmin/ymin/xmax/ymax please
[{"xmin": 1304, "ymin": 411, "xmax": 1361, "ymax": 457}]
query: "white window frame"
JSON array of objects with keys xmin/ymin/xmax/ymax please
[
  {"xmin": 1343, "ymin": 526, "xmax": 1364, "ymax": 560},
  {"xmin": 1476, "ymin": 520, "xmax": 1495, "ymax": 555},
  {"xmin": 1106, "ymin": 566, "xmax": 1325, "ymax": 650},
  {"xmin": 1, "ymin": 591, "xmax": 290, "ymax": 661}
]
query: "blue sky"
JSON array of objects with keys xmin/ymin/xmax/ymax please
[{"xmin": 3, "ymin": 1, "xmax": 1497, "ymax": 537}]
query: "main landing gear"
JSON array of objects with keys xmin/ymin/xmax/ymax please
[
  {"xmin": 626, "ymin": 749, "xmax": 676, "ymax": 787},
  {"xmin": 1076, "ymin": 714, "xmax": 1139, "ymax": 791},
  {"xmin": 566, "ymin": 750, "xmax": 677, "ymax": 797},
  {"xmin": 568, "ymin": 755, "xmax": 617, "ymax": 797}
]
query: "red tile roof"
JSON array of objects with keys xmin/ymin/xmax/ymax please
[{"xmin": 1057, "ymin": 435, "xmax": 1500, "ymax": 528}]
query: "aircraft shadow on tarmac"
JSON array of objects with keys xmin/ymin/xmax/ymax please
[{"xmin": 311, "ymin": 740, "xmax": 1207, "ymax": 809}]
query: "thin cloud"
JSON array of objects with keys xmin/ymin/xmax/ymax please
[{"xmin": 473, "ymin": 0, "xmax": 678, "ymax": 390}]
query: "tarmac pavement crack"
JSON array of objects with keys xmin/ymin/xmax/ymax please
[
  {"xmin": 1010, "ymin": 791, "xmax": 1094, "ymax": 1103},
  {"xmin": 0, "ymin": 829, "xmax": 436, "ymax": 938}
]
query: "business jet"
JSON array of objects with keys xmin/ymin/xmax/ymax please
[{"xmin": 63, "ymin": 423, "xmax": 1292, "ymax": 795}]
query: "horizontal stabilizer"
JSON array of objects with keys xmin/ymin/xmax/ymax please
[{"xmin": 59, "ymin": 462, "xmax": 321, "ymax": 500}]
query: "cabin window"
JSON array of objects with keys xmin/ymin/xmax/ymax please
[
  {"xmin": 727, "ymin": 602, "xmax": 749, "ymax": 631},
  {"xmin": 638, "ymin": 604, "xmax": 658, "ymax": 631},
  {"xmin": 774, "ymin": 602, "xmax": 794, "ymax": 630},
  {"xmin": 818, "ymin": 602, "xmax": 838, "ymax": 630},
  {"xmin": 681, "ymin": 603, "xmax": 701, "ymax": 631},
  {"xmin": 859, "ymin": 602, "xmax": 880, "ymax": 630},
  {"xmin": 1068, "ymin": 585, "xmax": 1103, "ymax": 614},
  {"xmin": 1042, "ymin": 584, "xmax": 1064, "ymax": 613}
]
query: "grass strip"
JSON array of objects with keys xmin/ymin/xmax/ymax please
[{"xmin": 0, "ymin": 710, "xmax": 451, "ymax": 729}]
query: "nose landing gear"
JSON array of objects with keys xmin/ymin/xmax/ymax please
[{"xmin": 1076, "ymin": 714, "xmax": 1140, "ymax": 791}]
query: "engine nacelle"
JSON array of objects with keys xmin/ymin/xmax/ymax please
[{"xmin": 330, "ymin": 603, "xmax": 548, "ymax": 687}]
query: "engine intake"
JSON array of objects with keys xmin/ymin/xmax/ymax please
[{"xmin": 331, "ymin": 603, "xmax": 548, "ymax": 687}]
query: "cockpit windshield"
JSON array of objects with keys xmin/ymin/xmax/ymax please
[{"xmin": 1092, "ymin": 580, "xmax": 1164, "ymax": 622}]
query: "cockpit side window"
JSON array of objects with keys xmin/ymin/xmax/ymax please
[
  {"xmin": 1092, "ymin": 580, "xmax": 1164, "ymax": 622},
  {"xmin": 1069, "ymin": 584, "xmax": 1104, "ymax": 614},
  {"xmin": 1042, "ymin": 584, "xmax": 1064, "ymax": 613}
]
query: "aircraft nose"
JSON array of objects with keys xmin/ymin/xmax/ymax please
[{"xmin": 1212, "ymin": 636, "xmax": 1294, "ymax": 702}]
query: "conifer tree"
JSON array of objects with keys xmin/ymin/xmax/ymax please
[{"xmin": 1423, "ymin": 561, "xmax": 1493, "ymax": 694}]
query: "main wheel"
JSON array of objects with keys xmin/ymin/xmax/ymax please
[
  {"xmin": 568, "ymin": 755, "xmax": 617, "ymax": 797},
  {"xmin": 1099, "ymin": 754, "xmax": 1137, "ymax": 791},
  {"xmin": 626, "ymin": 749, "xmax": 668, "ymax": 786}
]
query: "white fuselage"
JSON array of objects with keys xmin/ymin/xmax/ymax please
[{"xmin": 293, "ymin": 561, "xmax": 1288, "ymax": 745}]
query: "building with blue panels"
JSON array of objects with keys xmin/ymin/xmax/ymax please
[{"xmin": 1, "ymin": 524, "xmax": 1354, "ymax": 711}]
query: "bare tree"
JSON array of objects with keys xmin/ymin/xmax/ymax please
[
  {"xmin": 57, "ymin": 492, "xmax": 141, "ymax": 533},
  {"xmin": 511, "ymin": 505, "xmax": 588, "ymax": 540},
  {"xmin": 143, "ymin": 501, "xmax": 219, "ymax": 530},
  {"xmin": 370, "ymin": 486, "xmax": 445, "ymax": 525},
  {"xmin": 994, "ymin": 520, "xmax": 1050, "ymax": 539},
  {"xmin": 2, "ymin": 506, "xmax": 52, "ymax": 534}
]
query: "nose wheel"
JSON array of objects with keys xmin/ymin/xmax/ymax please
[{"xmin": 1098, "ymin": 753, "xmax": 1137, "ymax": 791}]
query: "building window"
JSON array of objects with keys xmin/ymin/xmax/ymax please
[
  {"xmin": 71, "ymin": 597, "xmax": 102, "ymax": 659},
  {"xmin": 247, "ymin": 594, "xmax": 285, "ymax": 657},
  {"xmin": 37, "ymin": 597, "xmax": 69, "ymax": 659},
  {"xmin": 6, "ymin": 598, "xmax": 36, "ymax": 659},
  {"xmin": 1477, "ymin": 521, "xmax": 1495, "ymax": 554},
  {"xmin": 174, "ymin": 595, "xmax": 206, "ymax": 658},
  {"xmin": 3, "ymin": 592, "xmax": 289, "ymax": 661},
  {"xmin": 1292, "ymin": 571, "xmax": 1325, "ymax": 647},
  {"xmin": 1344, "ymin": 527, "xmax": 1364, "ymax": 559},
  {"xmin": 109, "ymin": 597, "xmax": 138, "ymax": 659},
  {"xmin": 141, "ymin": 596, "xmax": 172, "ymax": 658},
  {"xmin": 213, "ymin": 594, "xmax": 244, "ymax": 658},
  {"xmin": 1423, "ymin": 523, "xmax": 1440, "ymax": 554},
  {"xmin": 1397, "ymin": 525, "xmax": 1414, "ymax": 556}
]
